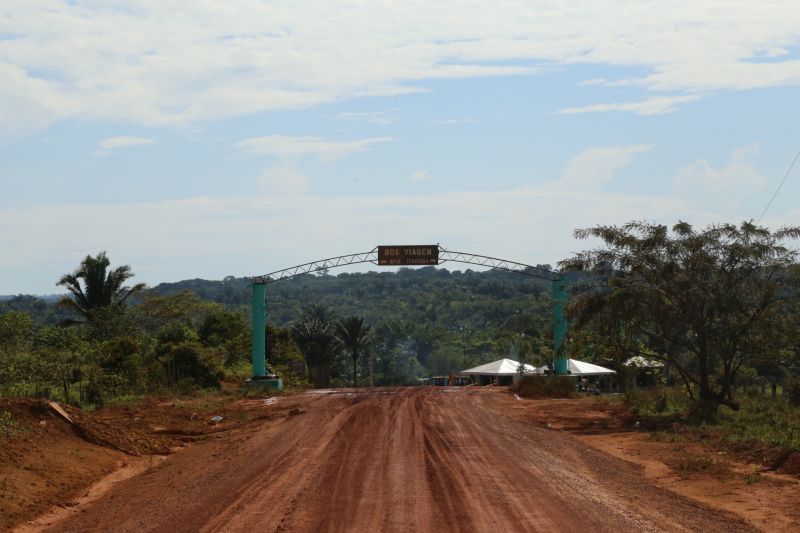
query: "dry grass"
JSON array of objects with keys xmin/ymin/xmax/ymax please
[{"xmin": 670, "ymin": 453, "xmax": 730, "ymax": 477}]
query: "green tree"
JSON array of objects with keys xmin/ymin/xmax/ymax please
[
  {"xmin": 0, "ymin": 311, "xmax": 34, "ymax": 354},
  {"xmin": 0, "ymin": 311, "xmax": 36, "ymax": 396},
  {"xmin": 335, "ymin": 316, "xmax": 372, "ymax": 387},
  {"xmin": 199, "ymin": 310, "xmax": 246, "ymax": 347},
  {"xmin": 291, "ymin": 317, "xmax": 341, "ymax": 388},
  {"xmin": 199, "ymin": 309, "xmax": 248, "ymax": 365},
  {"xmin": 303, "ymin": 304, "xmax": 337, "ymax": 324},
  {"xmin": 155, "ymin": 323, "xmax": 222, "ymax": 389},
  {"xmin": 562, "ymin": 221, "xmax": 800, "ymax": 420},
  {"xmin": 133, "ymin": 290, "xmax": 220, "ymax": 334},
  {"xmin": 57, "ymin": 252, "xmax": 146, "ymax": 321},
  {"xmin": 35, "ymin": 325, "xmax": 90, "ymax": 402},
  {"xmin": 266, "ymin": 325, "xmax": 308, "ymax": 386}
]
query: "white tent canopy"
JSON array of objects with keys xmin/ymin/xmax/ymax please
[
  {"xmin": 537, "ymin": 359, "xmax": 616, "ymax": 376},
  {"xmin": 460, "ymin": 358, "xmax": 537, "ymax": 376},
  {"xmin": 568, "ymin": 359, "xmax": 615, "ymax": 376}
]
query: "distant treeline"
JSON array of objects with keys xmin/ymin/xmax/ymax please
[
  {"xmin": 151, "ymin": 266, "xmax": 556, "ymax": 327},
  {"xmin": 155, "ymin": 267, "xmax": 566, "ymax": 381},
  {"xmin": 1, "ymin": 267, "xmax": 563, "ymax": 401}
]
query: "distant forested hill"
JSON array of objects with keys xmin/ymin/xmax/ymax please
[
  {"xmin": 151, "ymin": 266, "xmax": 554, "ymax": 330},
  {"xmin": 0, "ymin": 295, "xmax": 74, "ymax": 325},
  {"xmin": 151, "ymin": 267, "xmax": 559, "ymax": 372}
]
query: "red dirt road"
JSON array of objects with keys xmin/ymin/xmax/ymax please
[{"xmin": 40, "ymin": 388, "xmax": 754, "ymax": 532}]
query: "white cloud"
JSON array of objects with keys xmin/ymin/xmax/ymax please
[
  {"xmin": 435, "ymin": 118, "xmax": 476, "ymax": 125},
  {"xmin": 98, "ymin": 136, "xmax": 155, "ymax": 149},
  {"xmin": 578, "ymin": 78, "xmax": 608, "ymax": 86},
  {"xmin": 673, "ymin": 144, "xmax": 766, "ymax": 207},
  {"xmin": 558, "ymin": 95, "xmax": 703, "ymax": 116},
  {"xmin": 336, "ymin": 111, "xmax": 396, "ymax": 125},
  {"xmin": 559, "ymin": 145, "xmax": 653, "ymax": 189},
  {"xmin": 258, "ymin": 165, "xmax": 310, "ymax": 196},
  {"xmin": 410, "ymin": 170, "xmax": 431, "ymax": 181},
  {"xmin": 237, "ymin": 135, "xmax": 392, "ymax": 195},
  {"xmin": 2, "ymin": 1, "xmax": 800, "ymax": 134},
  {"xmin": 762, "ymin": 47, "xmax": 791, "ymax": 58},
  {"xmin": 0, "ymin": 62, "xmax": 78, "ymax": 140},
  {"xmin": 236, "ymin": 135, "xmax": 393, "ymax": 159}
]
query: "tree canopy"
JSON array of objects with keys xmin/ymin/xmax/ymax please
[
  {"xmin": 335, "ymin": 316, "xmax": 373, "ymax": 387},
  {"xmin": 561, "ymin": 220, "xmax": 800, "ymax": 419}
]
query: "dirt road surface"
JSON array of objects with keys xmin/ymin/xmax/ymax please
[{"xmin": 39, "ymin": 388, "xmax": 754, "ymax": 533}]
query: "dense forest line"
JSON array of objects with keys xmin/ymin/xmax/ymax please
[
  {"xmin": 0, "ymin": 266, "xmax": 562, "ymax": 403},
  {"xmin": 150, "ymin": 266, "xmax": 555, "ymax": 325},
  {"xmin": 2, "ymin": 221, "xmax": 799, "ymax": 423},
  {"xmin": 153, "ymin": 267, "xmax": 558, "ymax": 367},
  {"xmin": 158, "ymin": 265, "xmax": 564, "ymax": 378}
]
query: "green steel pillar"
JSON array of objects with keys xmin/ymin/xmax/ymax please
[
  {"xmin": 552, "ymin": 279, "xmax": 568, "ymax": 375},
  {"xmin": 251, "ymin": 283, "xmax": 267, "ymax": 378}
]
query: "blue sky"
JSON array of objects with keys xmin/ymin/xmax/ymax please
[{"xmin": 2, "ymin": 1, "xmax": 800, "ymax": 294}]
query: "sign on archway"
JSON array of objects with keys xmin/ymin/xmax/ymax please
[{"xmin": 377, "ymin": 245, "xmax": 439, "ymax": 266}]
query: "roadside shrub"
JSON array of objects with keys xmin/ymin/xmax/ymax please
[
  {"xmin": 510, "ymin": 376, "xmax": 574, "ymax": 399},
  {"xmin": 271, "ymin": 363, "xmax": 312, "ymax": 389},
  {"xmin": 0, "ymin": 410, "xmax": 17, "ymax": 438},
  {"xmin": 159, "ymin": 341, "xmax": 222, "ymax": 389},
  {"xmin": 625, "ymin": 385, "xmax": 800, "ymax": 450},
  {"xmin": 785, "ymin": 377, "xmax": 800, "ymax": 407},
  {"xmin": 85, "ymin": 370, "xmax": 127, "ymax": 407},
  {"xmin": 625, "ymin": 386, "xmax": 692, "ymax": 418},
  {"xmin": 673, "ymin": 453, "xmax": 729, "ymax": 476},
  {"xmin": 716, "ymin": 395, "xmax": 800, "ymax": 450}
]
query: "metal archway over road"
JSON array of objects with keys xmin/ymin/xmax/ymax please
[{"xmin": 247, "ymin": 245, "xmax": 569, "ymax": 389}]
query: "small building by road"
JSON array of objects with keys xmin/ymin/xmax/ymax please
[{"xmin": 460, "ymin": 358, "xmax": 537, "ymax": 386}]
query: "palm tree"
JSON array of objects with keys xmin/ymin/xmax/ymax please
[
  {"xmin": 335, "ymin": 316, "xmax": 372, "ymax": 387},
  {"xmin": 292, "ymin": 317, "xmax": 341, "ymax": 388},
  {"xmin": 57, "ymin": 252, "xmax": 146, "ymax": 320},
  {"xmin": 303, "ymin": 304, "xmax": 337, "ymax": 324}
]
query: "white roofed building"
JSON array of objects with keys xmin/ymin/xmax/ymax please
[
  {"xmin": 460, "ymin": 358, "xmax": 538, "ymax": 385},
  {"xmin": 535, "ymin": 359, "xmax": 615, "ymax": 376},
  {"xmin": 566, "ymin": 359, "xmax": 616, "ymax": 376}
]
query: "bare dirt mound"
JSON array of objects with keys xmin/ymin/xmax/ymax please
[
  {"xmin": 0, "ymin": 399, "xmax": 173, "ymax": 531},
  {"xmin": 57, "ymin": 402, "xmax": 172, "ymax": 456},
  {"xmin": 2, "ymin": 392, "xmax": 305, "ymax": 531},
  {"xmin": 776, "ymin": 450, "xmax": 800, "ymax": 476}
]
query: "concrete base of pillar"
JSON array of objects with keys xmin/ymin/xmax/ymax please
[{"xmin": 244, "ymin": 376, "xmax": 284, "ymax": 391}]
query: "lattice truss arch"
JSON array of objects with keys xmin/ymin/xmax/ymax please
[
  {"xmin": 252, "ymin": 248, "xmax": 378, "ymax": 284},
  {"xmin": 437, "ymin": 248, "xmax": 560, "ymax": 282},
  {"xmin": 252, "ymin": 246, "xmax": 561, "ymax": 284}
]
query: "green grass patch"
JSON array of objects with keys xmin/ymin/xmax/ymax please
[
  {"xmin": 103, "ymin": 393, "xmax": 150, "ymax": 408},
  {"xmin": 626, "ymin": 386, "xmax": 693, "ymax": 418},
  {"xmin": 715, "ymin": 396, "xmax": 800, "ymax": 450},
  {"xmin": 627, "ymin": 386, "xmax": 800, "ymax": 454}
]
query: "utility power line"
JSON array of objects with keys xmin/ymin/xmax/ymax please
[{"xmin": 757, "ymin": 146, "xmax": 800, "ymax": 223}]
